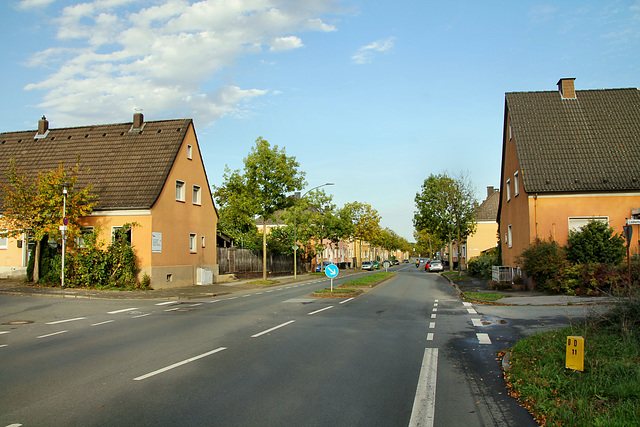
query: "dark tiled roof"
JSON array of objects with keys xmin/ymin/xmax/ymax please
[
  {"xmin": 506, "ymin": 87, "xmax": 640, "ymax": 193},
  {"xmin": 476, "ymin": 189, "xmax": 499, "ymax": 221},
  {"xmin": 0, "ymin": 118, "xmax": 191, "ymax": 210}
]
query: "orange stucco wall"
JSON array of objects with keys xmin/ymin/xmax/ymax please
[{"xmin": 467, "ymin": 221, "xmax": 498, "ymax": 260}]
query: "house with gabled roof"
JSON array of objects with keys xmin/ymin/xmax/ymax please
[
  {"xmin": 464, "ymin": 186, "xmax": 499, "ymax": 262},
  {"xmin": 497, "ymin": 78, "xmax": 640, "ymax": 284},
  {"xmin": 0, "ymin": 113, "xmax": 218, "ymax": 288}
]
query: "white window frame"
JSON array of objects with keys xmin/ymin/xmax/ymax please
[
  {"xmin": 507, "ymin": 225, "xmax": 513, "ymax": 248},
  {"xmin": 192, "ymin": 185, "xmax": 201, "ymax": 205},
  {"xmin": 514, "ymin": 171, "xmax": 519, "ymax": 196},
  {"xmin": 0, "ymin": 231, "xmax": 7, "ymax": 249},
  {"xmin": 176, "ymin": 180, "xmax": 186, "ymax": 202},
  {"xmin": 568, "ymin": 217, "xmax": 609, "ymax": 232},
  {"xmin": 189, "ymin": 233, "xmax": 197, "ymax": 253},
  {"xmin": 76, "ymin": 226, "xmax": 94, "ymax": 248},
  {"xmin": 506, "ymin": 178, "xmax": 511, "ymax": 201},
  {"xmin": 201, "ymin": 235, "xmax": 206, "ymax": 248},
  {"xmin": 112, "ymin": 226, "xmax": 132, "ymax": 244},
  {"xmin": 187, "ymin": 144, "xmax": 193, "ymax": 160}
]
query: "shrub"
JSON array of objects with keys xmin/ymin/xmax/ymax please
[
  {"xmin": 467, "ymin": 247, "xmax": 499, "ymax": 281},
  {"xmin": 566, "ymin": 220, "xmax": 625, "ymax": 265},
  {"xmin": 516, "ymin": 238, "xmax": 566, "ymax": 292}
]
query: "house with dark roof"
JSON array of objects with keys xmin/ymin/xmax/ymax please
[
  {"xmin": 0, "ymin": 113, "xmax": 218, "ymax": 288},
  {"xmin": 464, "ymin": 186, "xmax": 499, "ymax": 261},
  {"xmin": 497, "ymin": 78, "xmax": 640, "ymax": 284}
]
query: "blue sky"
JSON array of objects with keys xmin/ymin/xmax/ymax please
[{"xmin": 2, "ymin": 0, "xmax": 639, "ymax": 241}]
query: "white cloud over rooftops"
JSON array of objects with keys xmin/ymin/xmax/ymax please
[{"xmin": 21, "ymin": 0, "xmax": 339, "ymax": 127}]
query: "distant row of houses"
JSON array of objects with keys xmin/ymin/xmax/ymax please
[{"xmin": 1, "ymin": 78, "xmax": 638, "ymax": 289}]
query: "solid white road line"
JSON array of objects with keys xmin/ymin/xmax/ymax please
[
  {"xmin": 37, "ymin": 331, "xmax": 68, "ymax": 339},
  {"xmin": 132, "ymin": 313, "xmax": 152, "ymax": 318},
  {"xmin": 91, "ymin": 320, "xmax": 115, "ymax": 327},
  {"xmin": 477, "ymin": 333, "xmax": 492, "ymax": 344},
  {"xmin": 107, "ymin": 308, "xmax": 138, "ymax": 315},
  {"xmin": 45, "ymin": 317, "xmax": 86, "ymax": 325},
  {"xmin": 155, "ymin": 301, "xmax": 175, "ymax": 306},
  {"xmin": 339, "ymin": 297, "xmax": 354, "ymax": 304},
  {"xmin": 307, "ymin": 306, "xmax": 334, "ymax": 315},
  {"xmin": 471, "ymin": 318, "xmax": 483, "ymax": 327},
  {"xmin": 251, "ymin": 320, "xmax": 296, "ymax": 338},
  {"xmin": 133, "ymin": 347, "xmax": 227, "ymax": 381},
  {"xmin": 409, "ymin": 348, "xmax": 438, "ymax": 427}
]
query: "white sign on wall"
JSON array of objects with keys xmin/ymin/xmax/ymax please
[{"xmin": 152, "ymin": 232, "xmax": 162, "ymax": 253}]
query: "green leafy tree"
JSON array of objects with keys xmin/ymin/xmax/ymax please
[
  {"xmin": 213, "ymin": 137, "xmax": 306, "ymax": 280},
  {"xmin": 566, "ymin": 220, "xmax": 626, "ymax": 266},
  {"xmin": 414, "ymin": 228, "xmax": 445, "ymax": 258},
  {"xmin": 1, "ymin": 159, "xmax": 97, "ymax": 282},
  {"xmin": 344, "ymin": 201, "xmax": 381, "ymax": 267},
  {"xmin": 414, "ymin": 172, "xmax": 477, "ymax": 272}
]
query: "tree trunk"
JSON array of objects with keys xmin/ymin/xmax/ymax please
[
  {"xmin": 33, "ymin": 239, "xmax": 41, "ymax": 283},
  {"xmin": 448, "ymin": 238, "xmax": 453, "ymax": 272},
  {"xmin": 262, "ymin": 217, "xmax": 267, "ymax": 281}
]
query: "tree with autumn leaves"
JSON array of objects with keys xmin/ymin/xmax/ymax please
[{"xmin": 0, "ymin": 159, "xmax": 97, "ymax": 282}]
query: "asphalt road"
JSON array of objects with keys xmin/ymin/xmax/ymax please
[{"xmin": 0, "ymin": 266, "xmax": 597, "ymax": 426}]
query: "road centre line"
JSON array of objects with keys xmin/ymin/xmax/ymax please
[
  {"xmin": 308, "ymin": 306, "xmax": 334, "ymax": 316},
  {"xmin": 409, "ymin": 348, "xmax": 438, "ymax": 427},
  {"xmin": 251, "ymin": 320, "xmax": 296, "ymax": 338},
  {"xmin": 472, "ymin": 319, "xmax": 483, "ymax": 327},
  {"xmin": 132, "ymin": 313, "xmax": 152, "ymax": 318},
  {"xmin": 45, "ymin": 317, "xmax": 86, "ymax": 325},
  {"xmin": 107, "ymin": 308, "xmax": 138, "ymax": 315},
  {"xmin": 0, "ymin": 344, "xmax": 7, "ymax": 348},
  {"xmin": 339, "ymin": 297, "xmax": 354, "ymax": 304},
  {"xmin": 133, "ymin": 347, "xmax": 227, "ymax": 381},
  {"xmin": 155, "ymin": 301, "xmax": 175, "ymax": 306},
  {"xmin": 432, "ymin": 308, "xmax": 437, "ymax": 312},
  {"xmin": 467, "ymin": 308, "xmax": 477, "ymax": 314},
  {"xmin": 429, "ymin": 322, "xmax": 436, "ymax": 329},
  {"xmin": 37, "ymin": 330, "xmax": 68, "ymax": 339},
  {"xmin": 431, "ymin": 314, "xmax": 436, "ymax": 319},
  {"xmin": 0, "ymin": 331, "xmax": 11, "ymax": 335},
  {"xmin": 91, "ymin": 320, "xmax": 115, "ymax": 326},
  {"xmin": 426, "ymin": 333, "xmax": 434, "ymax": 341}
]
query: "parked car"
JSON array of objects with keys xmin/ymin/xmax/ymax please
[
  {"xmin": 315, "ymin": 261, "xmax": 333, "ymax": 272},
  {"xmin": 392, "ymin": 259, "xmax": 400, "ymax": 265},
  {"xmin": 403, "ymin": 259, "xmax": 409, "ymax": 263},
  {"xmin": 372, "ymin": 260, "xmax": 380, "ymax": 269},
  {"xmin": 362, "ymin": 261, "xmax": 374, "ymax": 271},
  {"xmin": 427, "ymin": 260, "xmax": 444, "ymax": 272}
]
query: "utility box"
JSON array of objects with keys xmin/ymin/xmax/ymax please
[{"xmin": 196, "ymin": 268, "xmax": 213, "ymax": 285}]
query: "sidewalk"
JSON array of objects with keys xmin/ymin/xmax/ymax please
[{"xmin": 0, "ymin": 271, "xmax": 359, "ymax": 301}]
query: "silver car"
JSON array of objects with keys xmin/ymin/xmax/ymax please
[
  {"xmin": 362, "ymin": 261, "xmax": 374, "ymax": 271},
  {"xmin": 428, "ymin": 260, "xmax": 444, "ymax": 272}
]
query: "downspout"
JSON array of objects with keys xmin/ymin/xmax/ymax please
[{"xmin": 533, "ymin": 193, "xmax": 538, "ymax": 239}]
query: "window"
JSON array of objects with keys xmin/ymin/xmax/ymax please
[
  {"xmin": 568, "ymin": 217, "xmax": 609, "ymax": 232},
  {"xmin": 507, "ymin": 225, "xmax": 513, "ymax": 248},
  {"xmin": 189, "ymin": 233, "xmax": 197, "ymax": 253},
  {"xmin": 506, "ymin": 179, "xmax": 511, "ymax": 201},
  {"xmin": 514, "ymin": 171, "xmax": 519, "ymax": 196},
  {"xmin": 187, "ymin": 144, "xmax": 193, "ymax": 160},
  {"xmin": 508, "ymin": 122, "xmax": 513, "ymax": 140},
  {"xmin": 112, "ymin": 226, "xmax": 132, "ymax": 244},
  {"xmin": 0, "ymin": 232, "xmax": 7, "ymax": 249},
  {"xmin": 175, "ymin": 180, "xmax": 185, "ymax": 202},
  {"xmin": 201, "ymin": 235, "xmax": 206, "ymax": 248},
  {"xmin": 192, "ymin": 185, "xmax": 201, "ymax": 205},
  {"xmin": 76, "ymin": 227, "xmax": 94, "ymax": 248}
]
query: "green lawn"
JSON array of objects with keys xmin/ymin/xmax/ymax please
[
  {"xmin": 341, "ymin": 272, "xmax": 395, "ymax": 287},
  {"xmin": 505, "ymin": 299, "xmax": 640, "ymax": 426},
  {"xmin": 464, "ymin": 291, "xmax": 505, "ymax": 302}
]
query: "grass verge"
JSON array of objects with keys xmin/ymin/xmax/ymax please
[
  {"xmin": 247, "ymin": 279, "xmax": 280, "ymax": 286},
  {"xmin": 313, "ymin": 288, "xmax": 358, "ymax": 294},
  {"xmin": 441, "ymin": 271, "xmax": 472, "ymax": 281},
  {"xmin": 464, "ymin": 291, "xmax": 505, "ymax": 302},
  {"xmin": 341, "ymin": 272, "xmax": 395, "ymax": 287},
  {"xmin": 504, "ymin": 298, "xmax": 640, "ymax": 426}
]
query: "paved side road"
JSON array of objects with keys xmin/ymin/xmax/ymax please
[{"xmin": 0, "ymin": 268, "xmax": 619, "ymax": 306}]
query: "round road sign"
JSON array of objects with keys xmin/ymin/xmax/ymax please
[{"xmin": 325, "ymin": 264, "xmax": 339, "ymax": 278}]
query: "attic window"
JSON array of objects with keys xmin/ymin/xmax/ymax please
[
  {"xmin": 102, "ymin": 133, "xmax": 107, "ymax": 137},
  {"xmin": 506, "ymin": 178, "xmax": 511, "ymax": 201},
  {"xmin": 177, "ymin": 128, "xmax": 181, "ymax": 132},
  {"xmin": 187, "ymin": 144, "xmax": 193, "ymax": 160},
  {"xmin": 67, "ymin": 136, "xmax": 72, "ymax": 139},
  {"xmin": 120, "ymin": 132, "xmax": 125, "ymax": 136},
  {"xmin": 51, "ymin": 137, "xmax": 55, "ymax": 141},
  {"xmin": 175, "ymin": 180, "xmax": 186, "ymax": 202},
  {"xmin": 514, "ymin": 172, "xmax": 519, "ymax": 196},
  {"xmin": 157, "ymin": 129, "xmax": 162, "ymax": 133},
  {"xmin": 84, "ymin": 134, "xmax": 89, "ymax": 138}
]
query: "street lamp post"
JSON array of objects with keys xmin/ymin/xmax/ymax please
[
  {"xmin": 61, "ymin": 183, "xmax": 68, "ymax": 289},
  {"xmin": 294, "ymin": 183, "xmax": 334, "ymax": 279}
]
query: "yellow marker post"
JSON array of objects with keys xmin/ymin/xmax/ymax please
[{"xmin": 566, "ymin": 336, "xmax": 584, "ymax": 371}]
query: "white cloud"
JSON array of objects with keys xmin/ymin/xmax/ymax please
[
  {"xmin": 17, "ymin": 0, "xmax": 55, "ymax": 9},
  {"xmin": 21, "ymin": 0, "xmax": 339, "ymax": 127},
  {"xmin": 270, "ymin": 35, "xmax": 304, "ymax": 51},
  {"xmin": 351, "ymin": 37, "xmax": 395, "ymax": 65}
]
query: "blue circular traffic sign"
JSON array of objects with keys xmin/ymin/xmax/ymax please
[{"xmin": 325, "ymin": 264, "xmax": 339, "ymax": 278}]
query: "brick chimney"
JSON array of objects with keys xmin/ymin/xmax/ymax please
[
  {"xmin": 34, "ymin": 115, "xmax": 50, "ymax": 139},
  {"xmin": 133, "ymin": 112, "xmax": 144, "ymax": 128},
  {"xmin": 557, "ymin": 78, "xmax": 576, "ymax": 99},
  {"xmin": 487, "ymin": 186, "xmax": 495, "ymax": 199}
]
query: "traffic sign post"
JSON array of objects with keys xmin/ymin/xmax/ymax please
[{"xmin": 325, "ymin": 264, "xmax": 339, "ymax": 292}]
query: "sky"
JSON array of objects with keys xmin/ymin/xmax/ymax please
[{"xmin": 2, "ymin": 0, "xmax": 639, "ymax": 241}]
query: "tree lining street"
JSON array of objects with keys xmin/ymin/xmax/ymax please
[{"xmin": 1, "ymin": 267, "xmax": 594, "ymax": 426}]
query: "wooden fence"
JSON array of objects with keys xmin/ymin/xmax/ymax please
[{"xmin": 218, "ymin": 248, "xmax": 308, "ymax": 276}]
